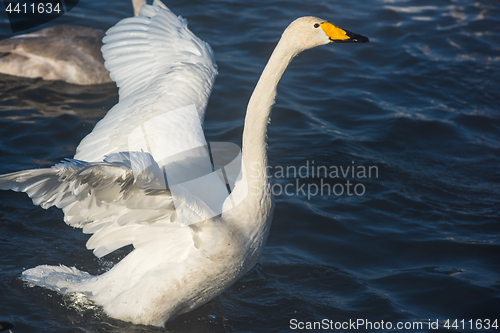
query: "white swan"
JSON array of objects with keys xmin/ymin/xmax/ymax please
[
  {"xmin": 0, "ymin": 0, "xmax": 368, "ymax": 326},
  {"xmin": 0, "ymin": 0, "xmax": 146, "ymax": 85}
]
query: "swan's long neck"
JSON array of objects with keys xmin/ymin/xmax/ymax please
[{"xmin": 241, "ymin": 36, "xmax": 297, "ymax": 202}]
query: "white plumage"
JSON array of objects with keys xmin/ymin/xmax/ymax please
[{"xmin": 0, "ymin": 0, "xmax": 368, "ymax": 326}]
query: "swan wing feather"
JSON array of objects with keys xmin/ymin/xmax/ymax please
[
  {"xmin": 0, "ymin": 152, "xmax": 206, "ymax": 258},
  {"xmin": 74, "ymin": 0, "xmax": 217, "ymax": 163},
  {"xmin": 0, "ymin": 0, "xmax": 218, "ymax": 261}
]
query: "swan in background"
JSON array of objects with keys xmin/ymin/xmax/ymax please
[
  {"xmin": 0, "ymin": 0, "xmax": 146, "ymax": 85},
  {"xmin": 0, "ymin": 0, "xmax": 368, "ymax": 326}
]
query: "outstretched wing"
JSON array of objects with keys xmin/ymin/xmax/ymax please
[
  {"xmin": 0, "ymin": 152, "xmax": 212, "ymax": 258},
  {"xmin": 74, "ymin": 0, "xmax": 217, "ymax": 163},
  {"xmin": 0, "ymin": 0, "xmax": 219, "ymax": 259}
]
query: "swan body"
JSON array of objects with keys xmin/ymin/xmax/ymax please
[
  {"xmin": 0, "ymin": 0, "xmax": 146, "ymax": 85},
  {"xmin": 0, "ymin": 0, "xmax": 368, "ymax": 326}
]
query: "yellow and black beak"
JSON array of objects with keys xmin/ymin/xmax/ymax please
[{"xmin": 320, "ymin": 22, "xmax": 369, "ymax": 43}]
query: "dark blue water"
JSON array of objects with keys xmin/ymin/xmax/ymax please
[{"xmin": 1, "ymin": 0, "xmax": 499, "ymax": 332}]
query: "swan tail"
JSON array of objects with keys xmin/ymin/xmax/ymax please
[{"xmin": 21, "ymin": 264, "xmax": 93, "ymax": 293}]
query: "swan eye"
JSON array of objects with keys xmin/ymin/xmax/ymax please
[{"xmin": 314, "ymin": 23, "xmax": 320, "ymax": 28}]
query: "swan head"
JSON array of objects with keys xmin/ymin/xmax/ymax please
[{"xmin": 283, "ymin": 16, "xmax": 369, "ymax": 54}]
